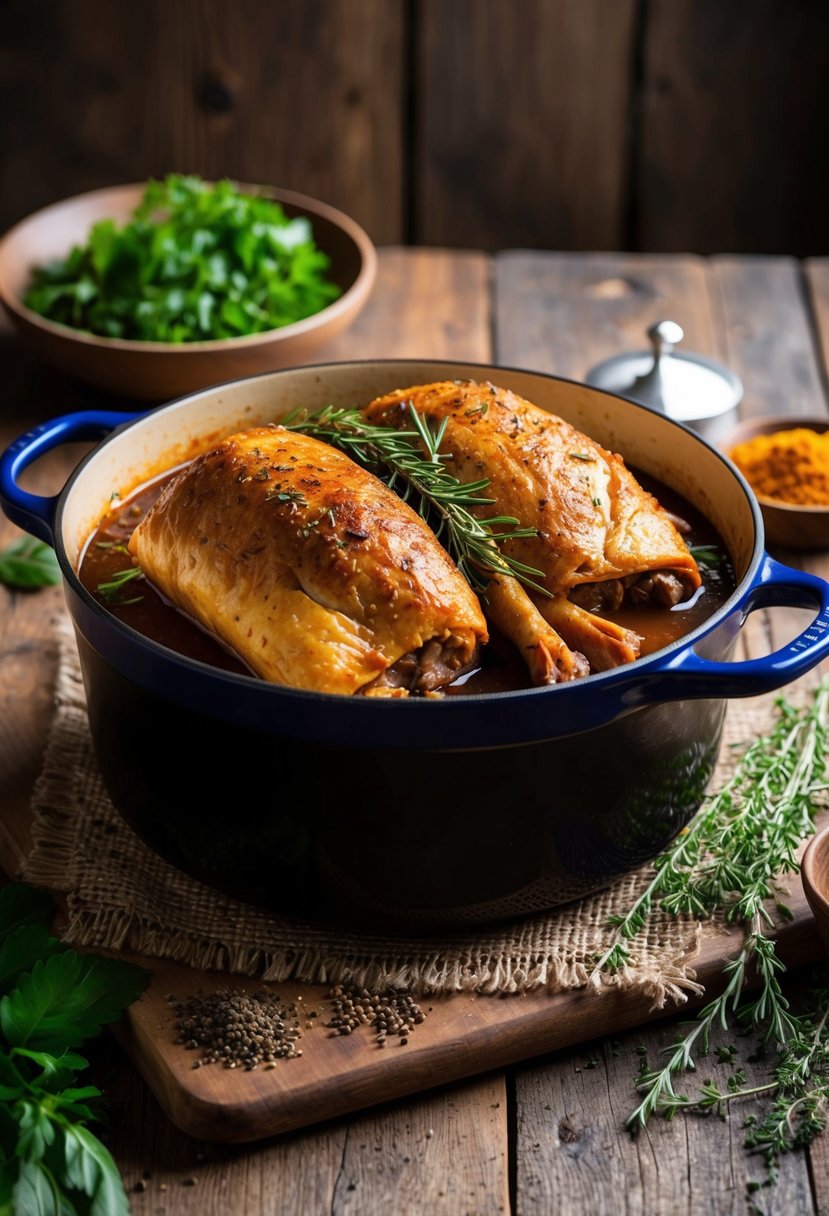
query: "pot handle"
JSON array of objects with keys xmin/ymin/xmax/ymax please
[
  {"xmin": 0, "ymin": 410, "xmax": 145, "ymax": 545},
  {"xmin": 641, "ymin": 554, "xmax": 829, "ymax": 700}
]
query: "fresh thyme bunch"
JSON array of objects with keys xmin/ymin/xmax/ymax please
[
  {"xmin": 283, "ymin": 404, "xmax": 546, "ymax": 594},
  {"xmin": 591, "ymin": 683, "xmax": 829, "ymax": 1165}
]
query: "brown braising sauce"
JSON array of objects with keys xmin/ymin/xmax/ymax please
[{"xmin": 78, "ymin": 469, "xmax": 736, "ymax": 694}]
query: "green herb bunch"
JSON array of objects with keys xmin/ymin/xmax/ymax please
[
  {"xmin": 284, "ymin": 404, "xmax": 546, "ymax": 594},
  {"xmin": 24, "ymin": 175, "xmax": 341, "ymax": 342},
  {"xmin": 592, "ymin": 684, "xmax": 829, "ymax": 1180},
  {"xmin": 0, "ymin": 538, "xmax": 60, "ymax": 591},
  {"xmin": 0, "ymin": 883, "xmax": 148, "ymax": 1214}
]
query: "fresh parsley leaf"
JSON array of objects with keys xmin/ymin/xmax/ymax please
[
  {"xmin": 0, "ymin": 951, "xmax": 148, "ymax": 1053},
  {"xmin": 0, "ymin": 927, "xmax": 62, "ymax": 998},
  {"xmin": 0, "ymin": 539, "xmax": 60, "ymax": 592},
  {"xmin": 0, "ymin": 887, "xmax": 148, "ymax": 1212},
  {"xmin": 62, "ymin": 1123, "xmax": 129, "ymax": 1216},
  {"xmin": 10, "ymin": 1052, "xmax": 87, "ymax": 1094},
  {"xmin": 0, "ymin": 1055, "xmax": 26, "ymax": 1102},
  {"xmin": 24, "ymin": 174, "xmax": 341, "ymax": 343},
  {"xmin": 11, "ymin": 1158, "xmax": 61, "ymax": 1216},
  {"xmin": 16, "ymin": 1099, "xmax": 55, "ymax": 1161}
]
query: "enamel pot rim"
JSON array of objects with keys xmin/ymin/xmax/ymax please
[{"xmin": 7, "ymin": 358, "xmax": 829, "ymax": 751}]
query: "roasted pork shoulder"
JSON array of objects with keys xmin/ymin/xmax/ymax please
[
  {"xmin": 364, "ymin": 380, "xmax": 701, "ymax": 683},
  {"xmin": 128, "ymin": 426, "xmax": 488, "ymax": 695}
]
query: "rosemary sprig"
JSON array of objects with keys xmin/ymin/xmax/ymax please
[
  {"xmin": 283, "ymin": 404, "xmax": 547, "ymax": 595},
  {"xmin": 96, "ymin": 565, "xmax": 144, "ymax": 605}
]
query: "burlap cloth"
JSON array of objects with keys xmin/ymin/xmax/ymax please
[{"xmin": 22, "ymin": 617, "xmax": 804, "ymax": 1005}]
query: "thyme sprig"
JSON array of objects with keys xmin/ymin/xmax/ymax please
[
  {"xmin": 592, "ymin": 686, "xmax": 829, "ymax": 977},
  {"xmin": 283, "ymin": 404, "xmax": 547, "ymax": 595},
  {"xmin": 589, "ymin": 682, "xmax": 829, "ymax": 1179}
]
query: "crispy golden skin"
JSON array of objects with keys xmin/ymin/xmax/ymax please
[
  {"xmin": 129, "ymin": 426, "xmax": 487, "ymax": 695},
  {"xmin": 365, "ymin": 380, "xmax": 701, "ymax": 681}
]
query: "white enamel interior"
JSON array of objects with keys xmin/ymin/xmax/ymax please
[{"xmin": 59, "ymin": 361, "xmax": 757, "ymax": 577}]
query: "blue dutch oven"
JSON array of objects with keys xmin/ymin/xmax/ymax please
[{"xmin": 3, "ymin": 360, "xmax": 829, "ymax": 928}]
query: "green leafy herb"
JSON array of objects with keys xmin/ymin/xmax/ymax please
[
  {"xmin": 0, "ymin": 537, "xmax": 60, "ymax": 591},
  {"xmin": 96, "ymin": 566, "xmax": 144, "ymax": 605},
  {"xmin": 689, "ymin": 543, "xmax": 723, "ymax": 573},
  {"xmin": 23, "ymin": 174, "xmax": 341, "ymax": 343},
  {"xmin": 591, "ymin": 685, "xmax": 829, "ymax": 1183},
  {"xmin": 284, "ymin": 404, "xmax": 547, "ymax": 595},
  {"xmin": 0, "ymin": 882, "xmax": 148, "ymax": 1215}
]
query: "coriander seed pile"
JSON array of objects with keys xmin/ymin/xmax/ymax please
[
  {"xmin": 324, "ymin": 986, "xmax": 426, "ymax": 1046},
  {"xmin": 170, "ymin": 990, "xmax": 303, "ymax": 1069}
]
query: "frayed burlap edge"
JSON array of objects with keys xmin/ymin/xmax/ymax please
[{"xmin": 25, "ymin": 615, "xmax": 788, "ymax": 1005}]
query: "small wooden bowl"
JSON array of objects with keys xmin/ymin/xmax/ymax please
[
  {"xmin": 802, "ymin": 825, "xmax": 829, "ymax": 955},
  {"xmin": 721, "ymin": 414, "xmax": 829, "ymax": 549},
  {"xmin": 0, "ymin": 183, "xmax": 377, "ymax": 401}
]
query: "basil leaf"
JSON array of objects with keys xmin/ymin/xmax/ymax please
[
  {"xmin": 0, "ymin": 952, "xmax": 148, "ymax": 1053},
  {"xmin": 0, "ymin": 540, "xmax": 60, "ymax": 591}
]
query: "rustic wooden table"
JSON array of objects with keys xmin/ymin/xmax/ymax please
[{"xmin": 3, "ymin": 248, "xmax": 829, "ymax": 1215}]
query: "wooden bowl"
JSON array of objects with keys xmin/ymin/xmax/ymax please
[
  {"xmin": 0, "ymin": 183, "xmax": 377, "ymax": 401},
  {"xmin": 720, "ymin": 414, "xmax": 829, "ymax": 549},
  {"xmin": 802, "ymin": 825, "xmax": 829, "ymax": 955}
]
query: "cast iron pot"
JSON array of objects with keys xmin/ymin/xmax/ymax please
[{"xmin": 4, "ymin": 361, "xmax": 829, "ymax": 930}]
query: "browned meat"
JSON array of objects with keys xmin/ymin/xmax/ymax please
[
  {"xmin": 129, "ymin": 426, "xmax": 488, "ymax": 695},
  {"xmin": 364, "ymin": 380, "xmax": 701, "ymax": 683}
]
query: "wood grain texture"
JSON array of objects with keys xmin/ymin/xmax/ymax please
[
  {"xmin": 493, "ymin": 252, "xmax": 723, "ymax": 381},
  {"xmin": 101, "ymin": 1043, "xmax": 507, "ymax": 1216},
  {"xmin": 636, "ymin": 0, "xmax": 829, "ymax": 255},
  {"xmin": 712, "ymin": 259, "xmax": 829, "ymax": 661},
  {"xmin": 514, "ymin": 1019, "xmax": 814, "ymax": 1215},
  {"xmin": 105, "ymin": 902, "xmax": 820, "ymax": 1142},
  {"xmin": 415, "ymin": 0, "xmax": 638, "ymax": 250},
  {"xmin": 0, "ymin": 0, "xmax": 404, "ymax": 242},
  {"xmin": 314, "ymin": 248, "xmax": 491, "ymax": 363},
  {"xmin": 805, "ymin": 260, "xmax": 829, "ymax": 393},
  {"xmin": 713, "ymin": 258, "xmax": 829, "ymax": 422}
]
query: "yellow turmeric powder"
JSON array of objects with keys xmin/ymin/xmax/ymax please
[{"xmin": 729, "ymin": 427, "xmax": 829, "ymax": 506}]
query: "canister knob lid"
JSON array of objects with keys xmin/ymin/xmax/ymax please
[{"xmin": 585, "ymin": 320, "xmax": 744, "ymax": 426}]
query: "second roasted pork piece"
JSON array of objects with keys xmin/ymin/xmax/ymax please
[
  {"xmin": 364, "ymin": 381, "xmax": 701, "ymax": 683},
  {"xmin": 128, "ymin": 426, "xmax": 487, "ymax": 695}
]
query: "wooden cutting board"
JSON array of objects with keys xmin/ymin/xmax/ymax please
[{"xmin": 0, "ymin": 804, "xmax": 821, "ymax": 1142}]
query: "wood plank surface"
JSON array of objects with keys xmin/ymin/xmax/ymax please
[
  {"xmin": 713, "ymin": 257, "xmax": 829, "ymax": 421},
  {"xmin": 805, "ymin": 260, "xmax": 829, "ymax": 393},
  {"xmin": 494, "ymin": 252, "xmax": 724, "ymax": 382},
  {"xmin": 415, "ymin": 0, "xmax": 638, "ymax": 250},
  {"xmin": 514, "ymin": 1019, "xmax": 814, "ymax": 1216},
  {"xmin": 0, "ymin": 0, "xmax": 405, "ymax": 243},
  {"xmin": 636, "ymin": 0, "xmax": 829, "ymax": 256}
]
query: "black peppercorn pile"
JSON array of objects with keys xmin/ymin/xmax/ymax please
[
  {"xmin": 171, "ymin": 990, "xmax": 303, "ymax": 1070},
  {"xmin": 325, "ymin": 986, "xmax": 426, "ymax": 1047}
]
